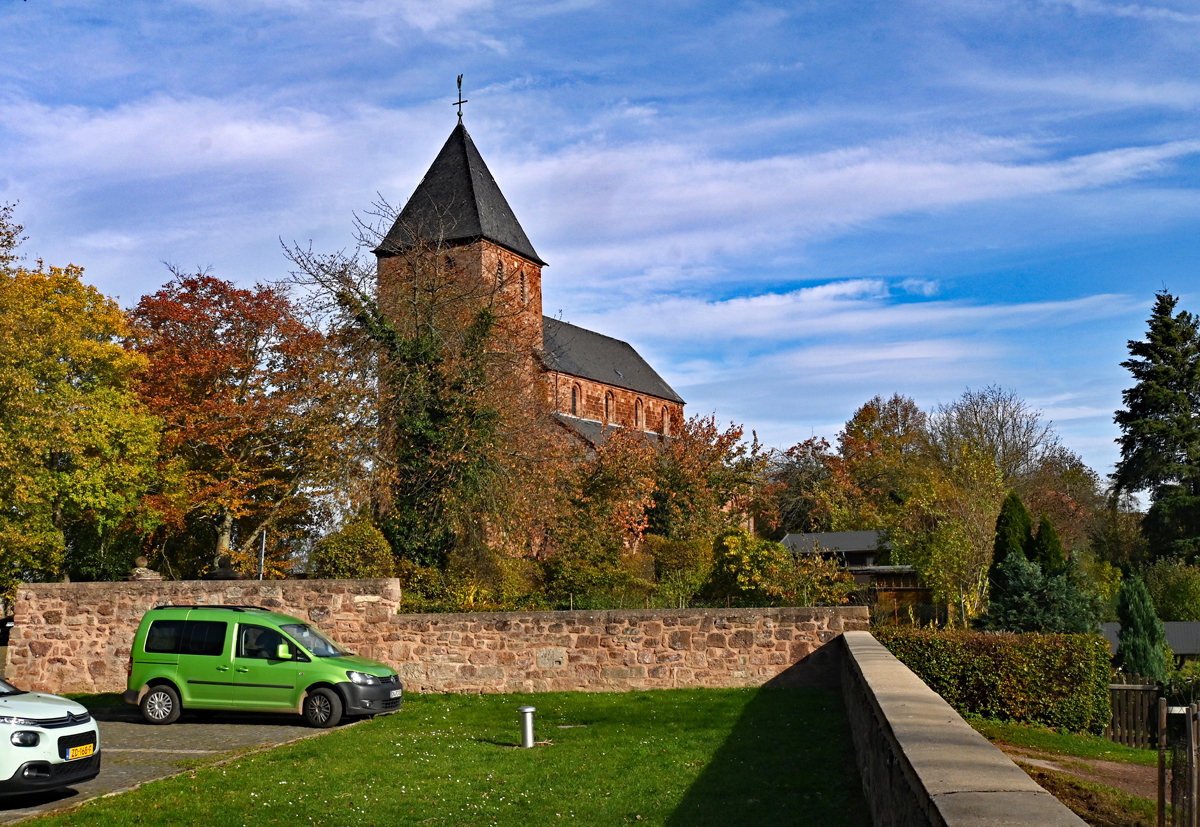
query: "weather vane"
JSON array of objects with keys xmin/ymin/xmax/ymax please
[{"xmin": 455, "ymin": 74, "xmax": 468, "ymax": 122}]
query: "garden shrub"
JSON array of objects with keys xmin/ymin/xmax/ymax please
[
  {"xmin": 874, "ymin": 627, "xmax": 1112, "ymax": 733},
  {"xmin": 309, "ymin": 518, "xmax": 395, "ymax": 579}
]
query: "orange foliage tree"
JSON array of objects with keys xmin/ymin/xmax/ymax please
[{"xmin": 129, "ymin": 272, "xmax": 373, "ymax": 577}]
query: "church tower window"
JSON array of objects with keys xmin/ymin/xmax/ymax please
[{"xmin": 520, "ymin": 271, "xmax": 527, "ymax": 304}]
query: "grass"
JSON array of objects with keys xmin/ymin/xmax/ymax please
[
  {"xmin": 28, "ymin": 687, "xmax": 869, "ymax": 827},
  {"xmin": 966, "ymin": 716, "xmax": 1159, "ymax": 767},
  {"xmin": 63, "ymin": 693, "xmax": 127, "ymax": 709}
]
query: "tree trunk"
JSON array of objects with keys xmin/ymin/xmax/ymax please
[{"xmin": 215, "ymin": 511, "xmax": 234, "ymax": 558}]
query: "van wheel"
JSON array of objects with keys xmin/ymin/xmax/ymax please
[
  {"xmin": 303, "ymin": 688, "xmax": 343, "ymax": 728},
  {"xmin": 141, "ymin": 685, "xmax": 181, "ymax": 725}
]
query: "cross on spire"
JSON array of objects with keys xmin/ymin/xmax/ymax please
[{"xmin": 454, "ymin": 74, "xmax": 468, "ymax": 122}]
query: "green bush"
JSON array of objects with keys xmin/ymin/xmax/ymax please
[
  {"xmin": 874, "ymin": 628, "xmax": 1112, "ymax": 733},
  {"xmin": 309, "ymin": 519, "xmax": 395, "ymax": 579}
]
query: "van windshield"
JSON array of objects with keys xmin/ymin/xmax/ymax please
[
  {"xmin": 0, "ymin": 679, "xmax": 23, "ymax": 696},
  {"xmin": 279, "ymin": 623, "xmax": 348, "ymax": 658}
]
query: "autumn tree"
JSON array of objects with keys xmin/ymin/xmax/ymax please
[
  {"xmin": 890, "ymin": 443, "xmax": 1005, "ymax": 624},
  {"xmin": 129, "ymin": 272, "xmax": 370, "ymax": 576},
  {"xmin": 928, "ymin": 385, "xmax": 1061, "ymax": 487},
  {"xmin": 646, "ymin": 415, "xmax": 766, "ymax": 542},
  {"xmin": 0, "ymin": 205, "xmax": 160, "ymax": 595}
]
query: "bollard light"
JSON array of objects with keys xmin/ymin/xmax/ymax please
[{"xmin": 518, "ymin": 705, "xmax": 536, "ymax": 748}]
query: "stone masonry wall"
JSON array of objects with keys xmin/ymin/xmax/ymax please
[{"xmin": 3, "ymin": 580, "xmax": 868, "ymax": 695}]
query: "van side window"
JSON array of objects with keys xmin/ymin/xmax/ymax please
[
  {"xmin": 145, "ymin": 619, "xmax": 226, "ymax": 656},
  {"xmin": 238, "ymin": 624, "xmax": 285, "ymax": 660},
  {"xmin": 145, "ymin": 620, "xmax": 185, "ymax": 654},
  {"xmin": 182, "ymin": 621, "xmax": 227, "ymax": 656}
]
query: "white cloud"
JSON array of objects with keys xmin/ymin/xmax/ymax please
[{"xmin": 1042, "ymin": 0, "xmax": 1200, "ymax": 23}]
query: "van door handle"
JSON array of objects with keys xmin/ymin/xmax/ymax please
[
  {"xmin": 236, "ymin": 667, "xmax": 250, "ymax": 673},
  {"xmin": 216, "ymin": 666, "xmax": 230, "ymax": 672}
]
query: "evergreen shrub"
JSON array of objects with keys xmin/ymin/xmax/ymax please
[
  {"xmin": 874, "ymin": 628, "xmax": 1112, "ymax": 733},
  {"xmin": 309, "ymin": 518, "xmax": 395, "ymax": 579}
]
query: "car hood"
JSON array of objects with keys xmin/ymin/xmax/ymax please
[
  {"xmin": 0, "ymin": 692, "xmax": 89, "ymax": 721},
  {"xmin": 328, "ymin": 654, "xmax": 395, "ymax": 677}
]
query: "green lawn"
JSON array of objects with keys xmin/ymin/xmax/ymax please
[
  {"xmin": 33, "ymin": 687, "xmax": 869, "ymax": 827},
  {"xmin": 966, "ymin": 716, "xmax": 1158, "ymax": 767}
]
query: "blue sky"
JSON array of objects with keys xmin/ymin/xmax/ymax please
[{"xmin": 3, "ymin": 0, "xmax": 1199, "ymax": 477}]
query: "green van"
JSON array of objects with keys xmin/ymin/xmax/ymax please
[{"xmin": 123, "ymin": 605, "xmax": 402, "ymax": 728}]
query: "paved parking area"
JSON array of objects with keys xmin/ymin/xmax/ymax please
[{"xmin": 0, "ymin": 707, "xmax": 334, "ymax": 825}]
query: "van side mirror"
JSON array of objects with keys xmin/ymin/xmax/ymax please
[{"xmin": 276, "ymin": 643, "xmax": 292, "ymax": 660}]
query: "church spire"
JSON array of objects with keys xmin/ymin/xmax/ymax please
[{"xmin": 377, "ymin": 120, "xmax": 545, "ymax": 267}]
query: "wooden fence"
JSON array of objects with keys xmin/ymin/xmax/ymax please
[{"xmin": 1107, "ymin": 678, "xmax": 1161, "ymax": 749}]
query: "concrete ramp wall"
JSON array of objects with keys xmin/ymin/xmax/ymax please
[{"xmin": 841, "ymin": 630, "xmax": 1086, "ymax": 827}]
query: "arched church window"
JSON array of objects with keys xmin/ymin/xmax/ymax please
[
  {"xmin": 605, "ymin": 392, "xmax": 614, "ymax": 423},
  {"xmin": 663, "ymin": 408, "xmax": 671, "ymax": 436},
  {"xmin": 571, "ymin": 385, "xmax": 579, "ymax": 416},
  {"xmin": 635, "ymin": 399, "xmax": 643, "ymax": 429}
]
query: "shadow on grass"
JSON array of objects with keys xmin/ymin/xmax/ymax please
[{"xmin": 664, "ymin": 686, "xmax": 870, "ymax": 827}]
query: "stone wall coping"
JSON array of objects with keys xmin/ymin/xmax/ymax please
[
  {"xmin": 16, "ymin": 578, "xmax": 402, "ymax": 594},
  {"xmin": 389, "ymin": 606, "xmax": 871, "ymax": 623},
  {"xmin": 842, "ymin": 631, "xmax": 1085, "ymax": 826}
]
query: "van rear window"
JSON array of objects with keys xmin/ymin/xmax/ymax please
[{"xmin": 145, "ymin": 620, "xmax": 227, "ymax": 656}]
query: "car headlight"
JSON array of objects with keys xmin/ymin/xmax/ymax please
[
  {"xmin": 10, "ymin": 731, "xmax": 39, "ymax": 747},
  {"xmin": 347, "ymin": 671, "xmax": 380, "ymax": 686},
  {"xmin": 0, "ymin": 716, "xmax": 36, "ymax": 727}
]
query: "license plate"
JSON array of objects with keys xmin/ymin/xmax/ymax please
[
  {"xmin": 68, "ymin": 744, "xmax": 94, "ymax": 760},
  {"xmin": 389, "ymin": 690, "xmax": 402, "ymax": 699}
]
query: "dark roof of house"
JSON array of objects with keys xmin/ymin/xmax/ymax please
[
  {"xmin": 543, "ymin": 318, "xmax": 684, "ymax": 404},
  {"xmin": 1102, "ymin": 622, "xmax": 1200, "ymax": 656},
  {"xmin": 379, "ymin": 122, "xmax": 545, "ymax": 266},
  {"xmin": 552, "ymin": 414, "xmax": 668, "ymax": 447},
  {"xmin": 782, "ymin": 531, "xmax": 890, "ymax": 554}
]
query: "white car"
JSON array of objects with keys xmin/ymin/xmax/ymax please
[{"xmin": 0, "ymin": 678, "xmax": 101, "ymax": 796}]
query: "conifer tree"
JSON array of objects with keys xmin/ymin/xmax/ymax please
[
  {"xmin": 1114, "ymin": 292, "xmax": 1200, "ymax": 559},
  {"xmin": 991, "ymin": 491, "xmax": 1033, "ymax": 579},
  {"xmin": 1116, "ymin": 576, "xmax": 1168, "ymax": 681},
  {"xmin": 1029, "ymin": 516, "xmax": 1066, "ymax": 573}
]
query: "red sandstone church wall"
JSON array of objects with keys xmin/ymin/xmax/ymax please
[
  {"xmin": 550, "ymin": 372, "xmax": 683, "ymax": 434},
  {"xmin": 377, "ymin": 240, "xmax": 544, "ymax": 351}
]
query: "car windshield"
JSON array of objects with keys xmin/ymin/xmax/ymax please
[
  {"xmin": 0, "ymin": 679, "xmax": 22, "ymax": 696},
  {"xmin": 279, "ymin": 623, "xmax": 348, "ymax": 658}
]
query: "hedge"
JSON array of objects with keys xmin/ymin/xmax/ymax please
[{"xmin": 873, "ymin": 628, "xmax": 1112, "ymax": 733}]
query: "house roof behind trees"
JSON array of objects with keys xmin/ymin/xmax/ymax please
[
  {"xmin": 380, "ymin": 122, "xmax": 546, "ymax": 266},
  {"xmin": 782, "ymin": 531, "xmax": 890, "ymax": 554},
  {"xmin": 1102, "ymin": 622, "xmax": 1200, "ymax": 657},
  {"xmin": 543, "ymin": 318, "xmax": 685, "ymax": 404}
]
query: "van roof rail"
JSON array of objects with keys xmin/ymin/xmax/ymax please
[{"xmin": 150, "ymin": 604, "xmax": 271, "ymax": 612}]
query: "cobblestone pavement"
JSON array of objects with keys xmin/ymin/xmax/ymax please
[{"xmin": 0, "ymin": 707, "xmax": 338, "ymax": 825}]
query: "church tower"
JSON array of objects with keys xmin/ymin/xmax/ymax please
[
  {"xmin": 378, "ymin": 118, "xmax": 685, "ymax": 443},
  {"xmin": 374, "ymin": 122, "xmax": 546, "ymax": 350}
]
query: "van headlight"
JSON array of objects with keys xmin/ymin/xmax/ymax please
[
  {"xmin": 10, "ymin": 731, "xmax": 39, "ymax": 747},
  {"xmin": 0, "ymin": 716, "xmax": 36, "ymax": 726},
  {"xmin": 347, "ymin": 671, "xmax": 380, "ymax": 686}
]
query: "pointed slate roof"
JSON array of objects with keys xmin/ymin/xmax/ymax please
[
  {"xmin": 379, "ymin": 123, "xmax": 545, "ymax": 266},
  {"xmin": 543, "ymin": 317, "xmax": 685, "ymax": 404}
]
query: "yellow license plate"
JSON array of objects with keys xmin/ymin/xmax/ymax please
[{"xmin": 67, "ymin": 744, "xmax": 94, "ymax": 760}]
